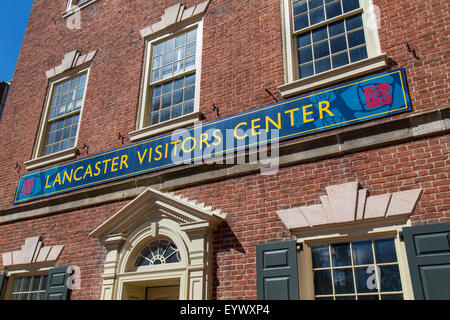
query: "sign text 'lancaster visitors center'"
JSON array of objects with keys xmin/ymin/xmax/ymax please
[{"xmin": 15, "ymin": 68, "xmax": 411, "ymax": 204}]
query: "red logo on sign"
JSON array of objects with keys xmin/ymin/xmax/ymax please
[
  {"xmin": 364, "ymin": 83, "xmax": 392, "ymax": 108},
  {"xmin": 21, "ymin": 179, "xmax": 34, "ymax": 195}
]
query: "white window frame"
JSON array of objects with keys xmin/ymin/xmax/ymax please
[
  {"xmin": 129, "ymin": 20, "xmax": 204, "ymax": 142},
  {"xmin": 25, "ymin": 68, "xmax": 90, "ymax": 171},
  {"xmin": 279, "ymin": 0, "xmax": 388, "ymax": 97},
  {"xmin": 63, "ymin": 0, "xmax": 99, "ymax": 18},
  {"xmin": 296, "ymin": 221, "xmax": 414, "ymax": 300}
]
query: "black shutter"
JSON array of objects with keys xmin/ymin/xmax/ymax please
[
  {"xmin": 43, "ymin": 266, "xmax": 71, "ymax": 300},
  {"xmin": 402, "ymin": 222, "xmax": 450, "ymax": 300},
  {"xmin": 256, "ymin": 240, "xmax": 299, "ymax": 300}
]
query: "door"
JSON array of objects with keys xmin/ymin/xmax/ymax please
[
  {"xmin": 402, "ymin": 222, "xmax": 450, "ymax": 300},
  {"xmin": 146, "ymin": 285, "xmax": 180, "ymax": 300}
]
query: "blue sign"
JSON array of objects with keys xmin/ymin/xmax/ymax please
[{"xmin": 14, "ymin": 68, "xmax": 411, "ymax": 204}]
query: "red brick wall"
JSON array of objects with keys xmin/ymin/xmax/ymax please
[
  {"xmin": 175, "ymin": 134, "xmax": 449, "ymax": 299},
  {"xmin": 0, "ymin": 0, "xmax": 448, "ymax": 210},
  {"xmin": 0, "ymin": 200, "xmax": 127, "ymax": 299},
  {"xmin": 0, "ymin": 0, "xmax": 448, "ymax": 300}
]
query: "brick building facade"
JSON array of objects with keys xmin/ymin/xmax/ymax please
[{"xmin": 0, "ymin": 0, "xmax": 449, "ymax": 300}]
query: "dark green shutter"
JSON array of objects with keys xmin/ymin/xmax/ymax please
[
  {"xmin": 0, "ymin": 274, "xmax": 5, "ymax": 299},
  {"xmin": 43, "ymin": 266, "xmax": 71, "ymax": 300},
  {"xmin": 402, "ymin": 222, "xmax": 450, "ymax": 300},
  {"xmin": 256, "ymin": 240, "xmax": 299, "ymax": 300}
]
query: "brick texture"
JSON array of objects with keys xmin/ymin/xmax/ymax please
[{"xmin": 0, "ymin": 0, "xmax": 448, "ymax": 300}]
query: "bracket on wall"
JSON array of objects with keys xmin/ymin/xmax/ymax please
[
  {"xmin": 212, "ymin": 103, "xmax": 220, "ymax": 117},
  {"xmin": 14, "ymin": 162, "xmax": 21, "ymax": 173},
  {"xmin": 265, "ymin": 88, "xmax": 278, "ymax": 102},
  {"xmin": 82, "ymin": 143, "xmax": 89, "ymax": 154},
  {"xmin": 118, "ymin": 132, "xmax": 125, "ymax": 144},
  {"xmin": 406, "ymin": 42, "xmax": 420, "ymax": 60}
]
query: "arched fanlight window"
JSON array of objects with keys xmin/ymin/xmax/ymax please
[{"xmin": 134, "ymin": 239, "xmax": 181, "ymax": 267}]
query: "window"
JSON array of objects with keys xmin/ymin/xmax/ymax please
[
  {"xmin": 10, "ymin": 274, "xmax": 48, "ymax": 300},
  {"xmin": 149, "ymin": 29, "xmax": 198, "ymax": 126},
  {"xmin": 66, "ymin": 0, "xmax": 97, "ymax": 11},
  {"xmin": 25, "ymin": 70, "xmax": 88, "ymax": 170},
  {"xmin": 135, "ymin": 239, "xmax": 181, "ymax": 267},
  {"xmin": 130, "ymin": 21, "xmax": 203, "ymax": 142},
  {"xmin": 280, "ymin": 0, "xmax": 386, "ymax": 97},
  {"xmin": 42, "ymin": 72, "xmax": 87, "ymax": 156},
  {"xmin": 311, "ymin": 238, "xmax": 404, "ymax": 300}
]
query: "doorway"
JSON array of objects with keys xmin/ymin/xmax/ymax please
[
  {"xmin": 146, "ymin": 285, "xmax": 180, "ymax": 300},
  {"xmin": 122, "ymin": 278, "xmax": 180, "ymax": 300}
]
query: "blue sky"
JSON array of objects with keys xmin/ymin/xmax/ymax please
[{"xmin": 0, "ymin": 0, "xmax": 34, "ymax": 82}]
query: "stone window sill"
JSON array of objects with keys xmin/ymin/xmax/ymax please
[
  {"xmin": 129, "ymin": 112, "xmax": 203, "ymax": 143},
  {"xmin": 24, "ymin": 147, "xmax": 80, "ymax": 171},
  {"xmin": 278, "ymin": 54, "xmax": 388, "ymax": 98}
]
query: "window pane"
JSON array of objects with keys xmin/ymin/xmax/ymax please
[
  {"xmin": 349, "ymin": 46, "xmax": 367, "ymax": 62},
  {"xmin": 173, "ymin": 90, "xmax": 183, "ymax": 105},
  {"xmin": 13, "ymin": 278, "xmax": 23, "ymax": 292},
  {"xmin": 358, "ymin": 294, "xmax": 379, "ymax": 300},
  {"xmin": 352, "ymin": 240, "xmax": 373, "ymax": 265},
  {"xmin": 329, "ymin": 19, "xmax": 345, "ymax": 36},
  {"xmin": 330, "ymin": 35, "xmax": 347, "ymax": 53},
  {"xmin": 294, "ymin": 13, "xmax": 309, "ymax": 31},
  {"xmin": 333, "ymin": 268, "xmax": 354, "ymax": 294},
  {"xmin": 293, "ymin": 0, "xmax": 308, "ymax": 15},
  {"xmin": 174, "ymin": 77, "xmax": 184, "ymax": 91},
  {"xmin": 332, "ymin": 51, "xmax": 349, "ymax": 68},
  {"xmin": 152, "ymin": 98, "xmax": 160, "ymax": 111},
  {"xmin": 311, "ymin": 245, "xmax": 330, "ymax": 268},
  {"xmin": 297, "ymin": 33, "xmax": 311, "ymax": 48},
  {"xmin": 382, "ymin": 294, "xmax": 403, "ymax": 300},
  {"xmin": 335, "ymin": 296, "xmax": 356, "ymax": 300},
  {"xmin": 309, "ymin": 0, "xmax": 323, "ymax": 10},
  {"xmin": 165, "ymin": 37, "xmax": 175, "ymax": 51},
  {"xmin": 154, "ymin": 42, "xmax": 164, "ymax": 56},
  {"xmin": 298, "ymin": 46, "xmax": 313, "ymax": 64},
  {"xmin": 31, "ymin": 276, "xmax": 41, "ymax": 291},
  {"xmin": 185, "ymin": 73, "xmax": 196, "ymax": 86},
  {"xmin": 299, "ymin": 62, "xmax": 314, "ymax": 78},
  {"xmin": 380, "ymin": 265, "xmax": 402, "ymax": 292},
  {"xmin": 186, "ymin": 43, "xmax": 196, "ymax": 57},
  {"xmin": 162, "ymin": 81, "xmax": 173, "ymax": 94},
  {"xmin": 185, "ymin": 56, "xmax": 196, "ymax": 69},
  {"xmin": 343, "ymin": 0, "xmax": 359, "ymax": 12},
  {"xmin": 183, "ymin": 101, "xmax": 194, "ymax": 115},
  {"xmin": 312, "ymin": 26, "xmax": 328, "ymax": 43},
  {"xmin": 162, "ymin": 94, "xmax": 172, "ymax": 108},
  {"xmin": 175, "ymin": 33, "xmax": 186, "ymax": 48},
  {"xmin": 346, "ymin": 13, "xmax": 363, "ymax": 31},
  {"xmin": 313, "ymin": 41, "xmax": 329, "ymax": 59},
  {"xmin": 187, "ymin": 29, "xmax": 197, "ymax": 43},
  {"xmin": 355, "ymin": 266, "xmax": 378, "ymax": 293},
  {"xmin": 326, "ymin": 1, "xmax": 342, "ymax": 19},
  {"xmin": 172, "ymin": 104, "xmax": 183, "ymax": 119},
  {"xmin": 347, "ymin": 29, "xmax": 366, "ymax": 48},
  {"xmin": 314, "ymin": 270, "xmax": 333, "ymax": 295},
  {"xmin": 310, "ymin": 7, "xmax": 325, "ymax": 25},
  {"xmin": 315, "ymin": 57, "xmax": 331, "ymax": 73},
  {"xmin": 374, "ymin": 238, "xmax": 397, "ymax": 263},
  {"xmin": 331, "ymin": 243, "xmax": 351, "ymax": 266}
]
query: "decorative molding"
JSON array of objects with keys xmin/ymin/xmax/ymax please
[
  {"xmin": 46, "ymin": 49, "xmax": 97, "ymax": 79},
  {"xmin": 139, "ymin": 1, "xmax": 210, "ymax": 39},
  {"xmin": 1, "ymin": 236, "xmax": 64, "ymax": 268},
  {"xmin": 277, "ymin": 181, "xmax": 423, "ymax": 231},
  {"xmin": 90, "ymin": 187, "xmax": 226, "ymax": 238}
]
